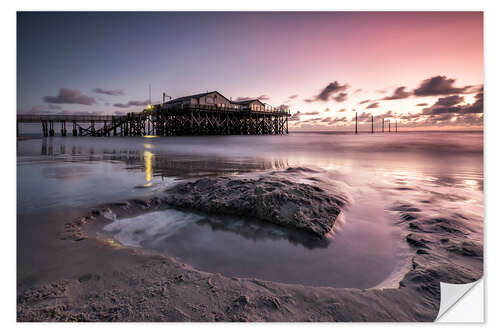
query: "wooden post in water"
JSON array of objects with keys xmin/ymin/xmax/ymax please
[
  {"xmin": 371, "ymin": 115, "xmax": 374, "ymax": 133},
  {"xmin": 355, "ymin": 112, "xmax": 358, "ymax": 134},
  {"xmin": 72, "ymin": 121, "xmax": 77, "ymax": 136},
  {"xmin": 61, "ymin": 120, "xmax": 66, "ymax": 136},
  {"xmin": 41, "ymin": 121, "xmax": 47, "ymax": 137},
  {"xmin": 389, "ymin": 120, "xmax": 391, "ymax": 132},
  {"xmin": 395, "ymin": 120, "xmax": 398, "ymax": 133},
  {"xmin": 49, "ymin": 120, "xmax": 54, "ymax": 136},
  {"xmin": 382, "ymin": 118, "xmax": 384, "ymax": 133}
]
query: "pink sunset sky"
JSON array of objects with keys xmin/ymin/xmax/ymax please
[{"xmin": 18, "ymin": 12, "xmax": 483, "ymax": 131}]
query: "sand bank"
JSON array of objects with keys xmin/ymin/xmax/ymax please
[{"xmin": 17, "ymin": 170, "xmax": 482, "ymax": 322}]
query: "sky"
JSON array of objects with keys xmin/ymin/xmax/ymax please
[{"xmin": 17, "ymin": 11, "xmax": 483, "ymax": 131}]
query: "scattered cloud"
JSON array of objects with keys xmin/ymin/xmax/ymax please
[
  {"xmin": 235, "ymin": 96, "xmax": 253, "ymax": 102},
  {"xmin": 354, "ymin": 89, "xmax": 362, "ymax": 94},
  {"xmin": 366, "ymin": 102, "xmax": 380, "ymax": 109},
  {"xmin": 422, "ymin": 92, "xmax": 482, "ymax": 115},
  {"xmin": 338, "ymin": 108, "xmax": 346, "ymax": 112},
  {"xmin": 289, "ymin": 111, "xmax": 301, "ymax": 121},
  {"xmin": 416, "ymin": 103, "xmax": 428, "ymax": 106},
  {"xmin": 48, "ymin": 104, "xmax": 62, "ymax": 110},
  {"xmin": 113, "ymin": 100, "xmax": 150, "ymax": 108},
  {"xmin": 382, "ymin": 86, "xmax": 412, "ymax": 100},
  {"xmin": 333, "ymin": 92, "xmax": 348, "ymax": 102},
  {"xmin": 304, "ymin": 81, "xmax": 349, "ymax": 102},
  {"xmin": 43, "ymin": 88, "xmax": 96, "ymax": 105},
  {"xmin": 358, "ymin": 99, "xmax": 371, "ymax": 105},
  {"xmin": 413, "ymin": 75, "xmax": 472, "ymax": 96},
  {"xmin": 288, "ymin": 94, "xmax": 298, "ymax": 99},
  {"xmin": 92, "ymin": 88, "xmax": 125, "ymax": 96},
  {"xmin": 235, "ymin": 94, "xmax": 270, "ymax": 102},
  {"xmin": 304, "ymin": 111, "xmax": 320, "ymax": 116}
]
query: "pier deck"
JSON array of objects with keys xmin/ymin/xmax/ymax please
[{"xmin": 17, "ymin": 104, "xmax": 290, "ymax": 137}]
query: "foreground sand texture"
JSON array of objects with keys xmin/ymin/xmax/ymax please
[
  {"xmin": 165, "ymin": 175, "xmax": 347, "ymax": 237},
  {"xmin": 17, "ymin": 171, "xmax": 483, "ymax": 322}
]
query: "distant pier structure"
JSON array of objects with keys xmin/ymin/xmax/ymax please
[{"xmin": 17, "ymin": 91, "xmax": 290, "ymax": 137}]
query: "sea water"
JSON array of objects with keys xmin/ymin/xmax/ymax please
[{"xmin": 17, "ymin": 131, "xmax": 483, "ymax": 288}]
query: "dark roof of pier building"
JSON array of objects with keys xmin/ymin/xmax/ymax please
[
  {"xmin": 165, "ymin": 91, "xmax": 266, "ymax": 106},
  {"xmin": 166, "ymin": 91, "xmax": 227, "ymax": 104}
]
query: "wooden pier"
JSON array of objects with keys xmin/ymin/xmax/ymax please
[{"xmin": 17, "ymin": 104, "xmax": 290, "ymax": 137}]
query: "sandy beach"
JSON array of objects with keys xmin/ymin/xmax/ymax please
[{"xmin": 16, "ymin": 134, "xmax": 483, "ymax": 321}]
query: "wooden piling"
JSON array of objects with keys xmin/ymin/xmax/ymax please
[
  {"xmin": 355, "ymin": 112, "xmax": 358, "ymax": 134},
  {"xmin": 371, "ymin": 115, "xmax": 374, "ymax": 133},
  {"xmin": 49, "ymin": 120, "xmax": 54, "ymax": 136},
  {"xmin": 382, "ymin": 118, "xmax": 384, "ymax": 133},
  {"xmin": 61, "ymin": 120, "xmax": 66, "ymax": 136}
]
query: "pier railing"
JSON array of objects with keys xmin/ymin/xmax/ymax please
[{"xmin": 157, "ymin": 103, "xmax": 290, "ymax": 115}]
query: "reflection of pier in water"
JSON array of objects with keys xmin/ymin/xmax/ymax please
[{"xmin": 39, "ymin": 139, "xmax": 289, "ymax": 179}]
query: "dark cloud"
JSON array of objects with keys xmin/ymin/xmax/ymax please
[
  {"xmin": 289, "ymin": 111, "xmax": 301, "ymax": 121},
  {"xmin": 92, "ymin": 88, "xmax": 125, "ymax": 96},
  {"xmin": 416, "ymin": 103, "xmax": 428, "ymax": 106},
  {"xmin": 413, "ymin": 75, "xmax": 472, "ymax": 96},
  {"xmin": 48, "ymin": 104, "xmax": 62, "ymax": 110},
  {"xmin": 422, "ymin": 93, "xmax": 483, "ymax": 115},
  {"xmin": 288, "ymin": 94, "xmax": 298, "ymax": 99},
  {"xmin": 305, "ymin": 81, "xmax": 349, "ymax": 102},
  {"xmin": 236, "ymin": 95, "xmax": 270, "ymax": 102},
  {"xmin": 328, "ymin": 116, "xmax": 348, "ymax": 125},
  {"xmin": 321, "ymin": 117, "xmax": 332, "ymax": 123},
  {"xmin": 235, "ymin": 96, "xmax": 254, "ymax": 102},
  {"xmin": 353, "ymin": 112, "xmax": 372, "ymax": 122},
  {"xmin": 353, "ymin": 110, "xmax": 395, "ymax": 123},
  {"xmin": 324, "ymin": 107, "xmax": 330, "ymax": 112},
  {"xmin": 358, "ymin": 99, "xmax": 371, "ymax": 105},
  {"xmin": 382, "ymin": 86, "xmax": 411, "ymax": 100},
  {"xmin": 435, "ymin": 95, "xmax": 464, "ymax": 106},
  {"xmin": 43, "ymin": 88, "xmax": 96, "ymax": 105},
  {"xmin": 113, "ymin": 100, "xmax": 150, "ymax": 108},
  {"xmin": 338, "ymin": 108, "xmax": 346, "ymax": 112},
  {"xmin": 304, "ymin": 111, "xmax": 320, "ymax": 116},
  {"xmin": 366, "ymin": 102, "xmax": 380, "ymax": 109},
  {"xmin": 333, "ymin": 92, "xmax": 348, "ymax": 103}
]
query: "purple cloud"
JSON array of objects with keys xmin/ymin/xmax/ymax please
[
  {"xmin": 43, "ymin": 88, "xmax": 96, "ymax": 105},
  {"xmin": 382, "ymin": 86, "xmax": 412, "ymax": 100},
  {"xmin": 413, "ymin": 76, "xmax": 472, "ymax": 96},
  {"xmin": 92, "ymin": 88, "xmax": 125, "ymax": 96},
  {"xmin": 305, "ymin": 81, "xmax": 349, "ymax": 102},
  {"xmin": 333, "ymin": 92, "xmax": 348, "ymax": 102},
  {"xmin": 113, "ymin": 100, "xmax": 150, "ymax": 108},
  {"xmin": 366, "ymin": 102, "xmax": 380, "ymax": 109}
]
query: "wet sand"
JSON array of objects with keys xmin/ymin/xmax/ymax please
[{"xmin": 16, "ymin": 133, "xmax": 483, "ymax": 321}]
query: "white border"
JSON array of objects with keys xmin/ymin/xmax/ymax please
[{"xmin": 3, "ymin": 0, "xmax": 498, "ymax": 331}]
